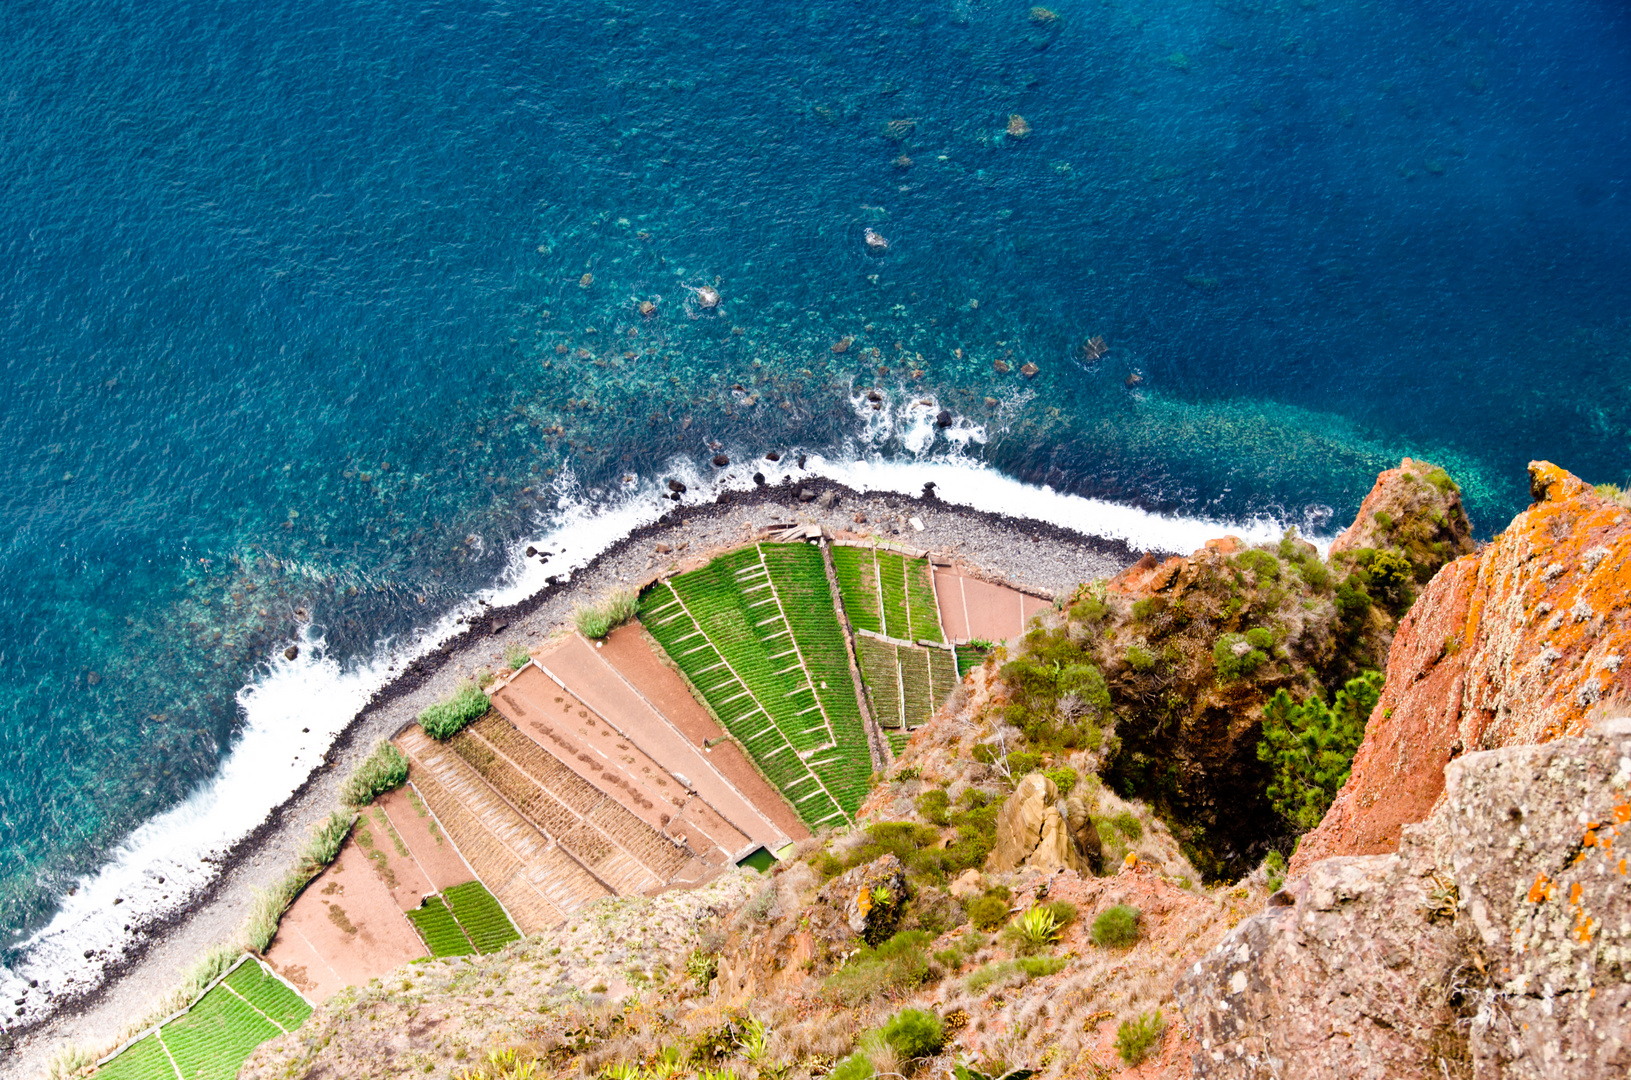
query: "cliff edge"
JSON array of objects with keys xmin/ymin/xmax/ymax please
[{"xmin": 1291, "ymin": 462, "xmax": 1631, "ymax": 875}]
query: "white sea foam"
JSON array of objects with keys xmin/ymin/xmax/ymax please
[{"xmin": 0, "ymin": 398, "xmax": 1310, "ymax": 1024}]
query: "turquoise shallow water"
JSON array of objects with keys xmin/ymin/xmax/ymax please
[{"xmin": 0, "ymin": 0, "xmax": 1628, "ymax": 1017}]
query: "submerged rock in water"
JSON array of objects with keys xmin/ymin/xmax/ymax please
[
  {"xmin": 579, "ymin": 273, "xmax": 594, "ymax": 289},
  {"xmin": 864, "ymin": 228, "xmax": 889, "ymax": 252},
  {"xmin": 1020, "ymin": 362, "xmax": 1040, "ymax": 378},
  {"xmin": 712, "ymin": 454, "xmax": 729, "ymax": 467},
  {"xmin": 1007, "ymin": 114, "xmax": 1031, "ymax": 139},
  {"xmin": 694, "ymin": 285, "xmax": 720, "ymax": 308},
  {"xmin": 935, "ymin": 409, "xmax": 953, "ymax": 427},
  {"xmin": 638, "ymin": 300, "xmax": 656, "ymax": 317},
  {"xmin": 284, "ymin": 645, "xmax": 299, "ymax": 661}
]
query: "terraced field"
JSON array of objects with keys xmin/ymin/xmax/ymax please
[
  {"xmin": 640, "ymin": 543, "xmax": 869, "ymax": 827},
  {"xmin": 444, "ymin": 880, "xmax": 522, "ymax": 953},
  {"xmin": 407, "ymin": 895, "xmax": 475, "ymax": 957},
  {"xmin": 855, "ymin": 635, "xmax": 960, "ymax": 730},
  {"xmin": 830, "ymin": 546, "xmax": 943, "ymax": 643},
  {"xmin": 95, "ymin": 959, "xmax": 310, "ymax": 1080},
  {"xmin": 955, "ymin": 643, "xmax": 992, "ymax": 676}
]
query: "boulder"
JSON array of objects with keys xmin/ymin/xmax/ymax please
[
  {"xmin": 1177, "ymin": 718, "xmax": 1631, "ymax": 1079},
  {"xmin": 817, "ymin": 853, "xmax": 909, "ymax": 945},
  {"xmin": 987, "ymin": 773, "xmax": 1095, "ymax": 874}
]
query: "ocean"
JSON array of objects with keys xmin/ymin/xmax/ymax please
[{"xmin": 0, "ymin": 0, "xmax": 1627, "ymax": 1023}]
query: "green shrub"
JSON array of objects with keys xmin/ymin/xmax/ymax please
[
  {"xmin": 1007, "ymin": 750, "xmax": 1042, "ymax": 776},
  {"xmin": 1366, "ymin": 550, "xmax": 1416, "ymax": 610},
  {"xmin": 1212, "ymin": 634, "xmax": 1268, "ymax": 682},
  {"xmin": 823, "ymin": 930, "xmax": 932, "ymax": 1005},
  {"xmin": 1258, "ymin": 670, "xmax": 1383, "ymax": 830},
  {"xmin": 1244, "ymin": 627, "xmax": 1275, "ymax": 650},
  {"xmin": 340, "ymin": 741, "xmax": 409, "ymax": 808},
  {"xmin": 418, "ymin": 681, "xmax": 489, "ymax": 739},
  {"xmin": 1131, "ymin": 598, "xmax": 1159, "ymax": 621},
  {"xmin": 829, "ymin": 1055, "xmax": 874, "ymax": 1080},
  {"xmin": 916, "ymin": 788, "xmax": 950, "ymax": 826},
  {"xmin": 966, "ymin": 892, "xmax": 1011, "ymax": 931},
  {"xmin": 880, "ymin": 1008, "xmax": 945, "ymax": 1059},
  {"xmin": 966, "ymin": 955, "xmax": 1066, "ymax": 992},
  {"xmin": 1263, "ymin": 850, "xmax": 1286, "ymax": 893},
  {"xmin": 1423, "ymin": 466, "xmax": 1459, "ymax": 495},
  {"xmin": 1114, "ymin": 1009, "xmax": 1166, "ymax": 1065},
  {"xmin": 1234, "ymin": 549, "xmax": 1280, "ymax": 581},
  {"xmin": 1124, "ymin": 644, "xmax": 1156, "ymax": 671},
  {"xmin": 1106, "ymin": 810, "xmax": 1143, "ymax": 841},
  {"xmin": 1090, "ymin": 904, "xmax": 1141, "ymax": 948},
  {"xmin": 574, "ymin": 588, "xmax": 639, "ymax": 639},
  {"xmin": 685, "ymin": 950, "xmax": 719, "ymax": 990},
  {"xmin": 1042, "ymin": 765, "xmax": 1078, "ymax": 797}
]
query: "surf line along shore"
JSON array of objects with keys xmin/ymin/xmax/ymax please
[{"xmin": 2, "ymin": 476, "xmax": 1147, "ymax": 1079}]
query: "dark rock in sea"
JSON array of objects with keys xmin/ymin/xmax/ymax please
[
  {"xmin": 525, "ymin": 546, "xmax": 537, "ymax": 557},
  {"xmin": 797, "ymin": 455, "xmax": 807, "ymax": 468},
  {"xmin": 922, "ymin": 482, "xmax": 938, "ymax": 501},
  {"xmin": 716, "ymin": 492, "xmax": 731, "ymax": 504},
  {"xmin": 1020, "ymin": 362, "xmax": 1040, "ymax": 378},
  {"xmin": 765, "ymin": 451, "xmax": 780, "ymax": 462},
  {"xmin": 284, "ymin": 645, "xmax": 299, "ymax": 661},
  {"xmin": 935, "ymin": 409, "xmax": 952, "ymax": 427},
  {"xmin": 753, "ymin": 473, "xmax": 766, "ymax": 486},
  {"xmin": 712, "ymin": 454, "xmax": 729, "ymax": 467},
  {"xmin": 866, "ymin": 389, "xmax": 883, "ymax": 402},
  {"xmin": 667, "ymin": 479, "xmax": 687, "ymax": 493}
]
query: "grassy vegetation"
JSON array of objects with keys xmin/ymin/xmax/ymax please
[
  {"xmin": 243, "ymin": 810, "xmax": 355, "ymax": 952},
  {"xmin": 1114, "ymin": 1009, "xmax": 1167, "ymax": 1065},
  {"xmin": 1258, "ymin": 670, "xmax": 1383, "ymax": 831},
  {"xmin": 92, "ymin": 1033, "xmax": 176, "ymax": 1080},
  {"xmin": 965, "ymin": 955, "xmax": 1067, "ymax": 992},
  {"xmin": 339, "ymin": 740, "xmax": 409, "ymax": 808},
  {"xmin": 1090, "ymin": 904, "xmax": 1141, "ymax": 948},
  {"xmin": 575, "ymin": 588, "xmax": 640, "ymax": 639},
  {"xmin": 504, "ymin": 642, "xmax": 531, "ymax": 670},
  {"xmin": 823, "ymin": 929, "xmax": 934, "ymax": 1005},
  {"xmin": 418, "ymin": 681, "xmax": 489, "ymax": 740}
]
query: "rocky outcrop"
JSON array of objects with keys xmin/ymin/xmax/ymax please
[
  {"xmin": 1177, "ymin": 717, "xmax": 1631, "ymax": 1079},
  {"xmin": 1329, "ymin": 455, "xmax": 1476, "ymax": 577},
  {"xmin": 1292, "ymin": 462, "xmax": 1631, "ymax": 874},
  {"xmin": 987, "ymin": 773, "xmax": 1100, "ymax": 874}
]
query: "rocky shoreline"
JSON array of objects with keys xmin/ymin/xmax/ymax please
[{"xmin": 4, "ymin": 476, "xmax": 1150, "ymax": 1080}]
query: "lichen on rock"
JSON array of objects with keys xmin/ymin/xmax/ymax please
[{"xmin": 1178, "ymin": 716, "xmax": 1631, "ymax": 1078}]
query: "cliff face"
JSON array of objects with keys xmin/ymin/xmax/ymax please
[
  {"xmin": 1291, "ymin": 462, "xmax": 1631, "ymax": 875},
  {"xmin": 1097, "ymin": 458, "xmax": 1472, "ymax": 878},
  {"xmin": 1177, "ymin": 717, "xmax": 1631, "ymax": 1078}
]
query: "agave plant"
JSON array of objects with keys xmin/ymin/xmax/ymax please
[
  {"xmin": 737, "ymin": 1015, "xmax": 770, "ymax": 1064},
  {"xmin": 600, "ymin": 1064, "xmax": 640, "ymax": 1080},
  {"xmin": 1016, "ymin": 906, "xmax": 1063, "ymax": 950}
]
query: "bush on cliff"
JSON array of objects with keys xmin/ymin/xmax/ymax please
[
  {"xmin": 418, "ymin": 680, "xmax": 489, "ymax": 739},
  {"xmin": 1257, "ymin": 670, "xmax": 1383, "ymax": 831},
  {"xmin": 575, "ymin": 588, "xmax": 639, "ymax": 639}
]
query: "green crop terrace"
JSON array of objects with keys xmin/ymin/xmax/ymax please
[{"xmin": 640, "ymin": 543, "xmax": 871, "ymax": 827}]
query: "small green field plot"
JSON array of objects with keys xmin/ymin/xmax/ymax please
[
  {"xmin": 160, "ymin": 979, "xmax": 284, "ymax": 1080},
  {"xmin": 856, "ymin": 635, "xmax": 960, "ymax": 730},
  {"xmin": 222, "ymin": 960, "xmax": 312, "ymax": 1032},
  {"xmin": 831, "ymin": 546, "xmax": 943, "ymax": 643},
  {"xmin": 955, "ymin": 643, "xmax": 991, "ymax": 676},
  {"xmin": 94, "ymin": 1034, "xmax": 177, "ymax": 1080},
  {"xmin": 887, "ymin": 731, "xmax": 910, "ymax": 756},
  {"xmin": 408, "ymin": 895, "xmax": 476, "ymax": 957},
  {"xmin": 639, "ymin": 543, "xmax": 871, "ymax": 827},
  {"xmin": 94, "ymin": 959, "xmax": 309, "ymax": 1080},
  {"xmin": 444, "ymin": 880, "xmax": 521, "ymax": 953}
]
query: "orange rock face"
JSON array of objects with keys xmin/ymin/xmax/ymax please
[{"xmin": 1291, "ymin": 461, "xmax": 1631, "ymax": 875}]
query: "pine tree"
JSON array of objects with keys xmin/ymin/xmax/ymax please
[{"xmin": 1257, "ymin": 671, "xmax": 1383, "ymax": 831}]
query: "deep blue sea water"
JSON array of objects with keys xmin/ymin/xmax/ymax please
[{"xmin": 1, "ymin": 0, "xmax": 1628, "ymax": 1019}]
